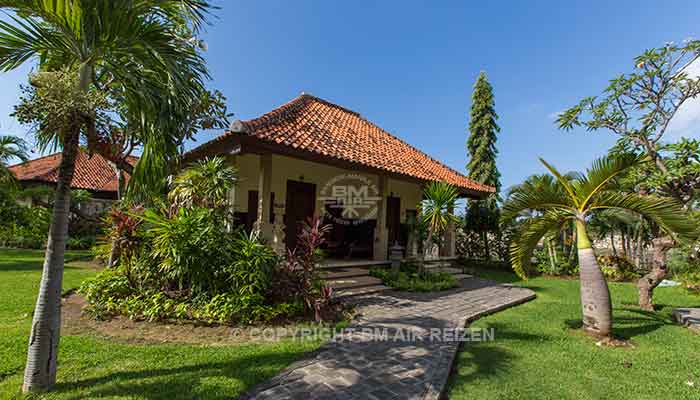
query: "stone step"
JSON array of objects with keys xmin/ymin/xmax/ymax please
[
  {"xmin": 425, "ymin": 267, "xmax": 463, "ymax": 274},
  {"xmin": 320, "ymin": 259, "xmax": 391, "ymax": 269},
  {"xmin": 333, "ymin": 284, "xmax": 390, "ymax": 299},
  {"xmin": 424, "ymin": 261, "xmax": 456, "ymax": 268},
  {"xmin": 321, "ymin": 267, "xmax": 373, "ymax": 280},
  {"xmin": 452, "ymin": 273, "xmax": 472, "ymax": 280},
  {"xmin": 327, "ymin": 275, "xmax": 384, "ymax": 290}
]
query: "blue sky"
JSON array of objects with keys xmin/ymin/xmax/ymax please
[{"xmin": 2, "ymin": 1, "xmax": 700, "ymax": 190}]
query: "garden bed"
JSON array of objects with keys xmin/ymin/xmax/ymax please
[
  {"xmin": 62, "ymin": 292, "xmax": 349, "ymax": 346},
  {"xmin": 369, "ymin": 264, "xmax": 459, "ymax": 292}
]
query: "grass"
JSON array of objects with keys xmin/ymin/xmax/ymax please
[
  {"xmin": 0, "ymin": 248, "xmax": 322, "ymax": 400},
  {"xmin": 448, "ymin": 269, "xmax": 700, "ymax": 399}
]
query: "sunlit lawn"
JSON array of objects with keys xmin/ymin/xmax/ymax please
[
  {"xmin": 0, "ymin": 249, "xmax": 321, "ymax": 400},
  {"xmin": 448, "ymin": 269, "xmax": 700, "ymax": 399}
]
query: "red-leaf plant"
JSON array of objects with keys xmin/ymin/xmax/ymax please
[{"xmin": 285, "ymin": 216, "xmax": 333, "ymax": 322}]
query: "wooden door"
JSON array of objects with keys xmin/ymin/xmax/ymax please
[
  {"xmin": 386, "ymin": 196, "xmax": 401, "ymax": 248},
  {"xmin": 285, "ymin": 180, "xmax": 316, "ymax": 250}
]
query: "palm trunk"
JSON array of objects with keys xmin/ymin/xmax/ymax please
[
  {"xmin": 23, "ymin": 64, "xmax": 90, "ymax": 393},
  {"xmin": 22, "ymin": 131, "xmax": 80, "ymax": 392},
  {"xmin": 107, "ymin": 166, "xmax": 123, "ymax": 268},
  {"xmin": 610, "ymin": 233, "xmax": 617, "ymax": 257},
  {"xmin": 637, "ymin": 237, "xmax": 674, "ymax": 311},
  {"xmin": 547, "ymin": 239, "xmax": 556, "ymax": 272},
  {"xmin": 576, "ymin": 220, "xmax": 612, "ymax": 338}
]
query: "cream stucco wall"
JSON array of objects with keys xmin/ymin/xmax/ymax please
[{"xmin": 230, "ymin": 153, "xmax": 423, "ymax": 224}]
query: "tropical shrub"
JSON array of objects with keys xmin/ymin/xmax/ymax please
[
  {"xmin": 596, "ymin": 255, "xmax": 640, "ymax": 282},
  {"xmin": 370, "ymin": 263, "xmax": 459, "ymax": 292},
  {"xmin": 668, "ymin": 244, "xmax": 700, "ymax": 277}
]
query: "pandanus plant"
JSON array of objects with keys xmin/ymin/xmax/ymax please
[{"xmin": 502, "ymin": 154, "xmax": 697, "ymax": 338}]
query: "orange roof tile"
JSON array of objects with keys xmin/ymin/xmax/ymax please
[
  {"xmin": 9, "ymin": 149, "xmax": 138, "ymax": 193},
  {"xmin": 192, "ymin": 94, "xmax": 494, "ymax": 195}
]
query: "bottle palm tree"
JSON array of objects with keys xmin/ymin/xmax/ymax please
[
  {"xmin": 418, "ymin": 181, "xmax": 459, "ymax": 273},
  {"xmin": 0, "ymin": 1, "xmax": 214, "ymax": 392},
  {"xmin": 502, "ymin": 154, "xmax": 697, "ymax": 338},
  {"xmin": 0, "ymin": 135, "xmax": 28, "ymax": 186}
]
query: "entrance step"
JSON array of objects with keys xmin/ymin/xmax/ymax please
[
  {"xmin": 333, "ymin": 284, "xmax": 390, "ymax": 300},
  {"xmin": 326, "ymin": 275, "xmax": 384, "ymax": 290},
  {"xmin": 322, "ymin": 267, "xmax": 373, "ymax": 280},
  {"xmin": 424, "ymin": 266, "xmax": 463, "ymax": 274},
  {"xmin": 320, "ymin": 259, "xmax": 391, "ymax": 269}
]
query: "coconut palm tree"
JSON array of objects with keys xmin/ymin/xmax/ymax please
[
  {"xmin": 0, "ymin": 135, "xmax": 28, "ymax": 186},
  {"xmin": 503, "ymin": 154, "xmax": 697, "ymax": 338},
  {"xmin": 418, "ymin": 181, "xmax": 459, "ymax": 273},
  {"xmin": 0, "ymin": 1, "xmax": 214, "ymax": 392}
]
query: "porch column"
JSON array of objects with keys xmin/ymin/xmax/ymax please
[
  {"xmin": 255, "ymin": 154, "xmax": 273, "ymax": 240},
  {"xmin": 373, "ymin": 175, "xmax": 389, "ymax": 260},
  {"xmin": 226, "ymin": 180, "xmax": 236, "ymax": 232},
  {"xmin": 444, "ymin": 204, "xmax": 456, "ymax": 257}
]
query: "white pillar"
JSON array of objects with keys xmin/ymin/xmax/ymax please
[
  {"xmin": 255, "ymin": 154, "xmax": 272, "ymax": 240},
  {"xmin": 444, "ymin": 205, "xmax": 456, "ymax": 258},
  {"xmin": 373, "ymin": 175, "xmax": 389, "ymax": 260}
]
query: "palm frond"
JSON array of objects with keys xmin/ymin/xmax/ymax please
[
  {"xmin": 539, "ymin": 157, "xmax": 580, "ymax": 208},
  {"xmin": 574, "ymin": 153, "xmax": 644, "ymax": 210},
  {"xmin": 501, "ymin": 173, "xmax": 574, "ymax": 222},
  {"xmin": 419, "ymin": 181, "xmax": 459, "ymax": 235},
  {"xmin": 509, "ymin": 210, "xmax": 572, "ymax": 278},
  {"xmin": 590, "ymin": 192, "xmax": 699, "ymax": 242},
  {"xmin": 0, "ymin": 135, "xmax": 29, "ymax": 164}
]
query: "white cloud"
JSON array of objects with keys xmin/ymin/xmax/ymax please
[{"xmin": 667, "ymin": 60, "xmax": 700, "ymax": 140}]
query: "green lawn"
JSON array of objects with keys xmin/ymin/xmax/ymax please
[
  {"xmin": 0, "ymin": 249, "xmax": 321, "ymax": 400},
  {"xmin": 448, "ymin": 269, "xmax": 700, "ymax": 399}
]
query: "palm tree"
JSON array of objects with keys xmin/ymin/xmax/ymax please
[
  {"xmin": 169, "ymin": 157, "xmax": 238, "ymax": 210},
  {"xmin": 503, "ymin": 154, "xmax": 696, "ymax": 338},
  {"xmin": 0, "ymin": 135, "xmax": 28, "ymax": 186},
  {"xmin": 418, "ymin": 181, "xmax": 459, "ymax": 273},
  {"xmin": 0, "ymin": 1, "xmax": 214, "ymax": 392}
]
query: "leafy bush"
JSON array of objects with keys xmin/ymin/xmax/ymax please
[
  {"xmin": 668, "ymin": 244, "xmax": 700, "ymax": 277},
  {"xmin": 81, "ymin": 158, "xmax": 342, "ymax": 326},
  {"xmin": 370, "ymin": 264, "xmax": 459, "ymax": 292},
  {"xmin": 678, "ymin": 272, "xmax": 700, "ymax": 293},
  {"xmin": 597, "ymin": 255, "xmax": 640, "ymax": 281}
]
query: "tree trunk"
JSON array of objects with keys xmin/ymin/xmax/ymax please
[
  {"xmin": 106, "ymin": 165, "xmax": 123, "ymax": 268},
  {"xmin": 418, "ymin": 229, "xmax": 434, "ymax": 276},
  {"xmin": 576, "ymin": 220, "xmax": 613, "ymax": 338},
  {"xmin": 482, "ymin": 231, "xmax": 490, "ymax": 260},
  {"xmin": 547, "ymin": 239, "xmax": 556, "ymax": 272},
  {"xmin": 610, "ymin": 233, "xmax": 617, "ymax": 257},
  {"xmin": 22, "ymin": 131, "xmax": 80, "ymax": 393},
  {"xmin": 637, "ymin": 237, "xmax": 675, "ymax": 311}
]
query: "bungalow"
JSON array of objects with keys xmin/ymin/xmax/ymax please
[
  {"xmin": 187, "ymin": 94, "xmax": 494, "ymax": 261},
  {"xmin": 9, "ymin": 149, "xmax": 137, "ymax": 215}
]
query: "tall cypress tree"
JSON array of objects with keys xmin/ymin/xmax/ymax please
[{"xmin": 465, "ymin": 71, "xmax": 501, "ymax": 259}]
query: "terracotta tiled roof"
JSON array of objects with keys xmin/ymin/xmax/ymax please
[
  {"xmin": 9, "ymin": 149, "xmax": 138, "ymax": 193},
  {"xmin": 193, "ymin": 94, "xmax": 494, "ymax": 195}
]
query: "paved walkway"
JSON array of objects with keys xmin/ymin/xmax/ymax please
[
  {"xmin": 673, "ymin": 308, "xmax": 700, "ymax": 332},
  {"xmin": 240, "ymin": 277, "xmax": 535, "ymax": 400}
]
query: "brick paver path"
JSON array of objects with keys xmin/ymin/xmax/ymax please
[{"xmin": 240, "ymin": 277, "xmax": 535, "ymax": 400}]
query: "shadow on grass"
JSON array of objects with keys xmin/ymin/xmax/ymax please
[
  {"xmin": 448, "ymin": 322, "xmax": 548, "ymax": 389},
  {"xmin": 564, "ymin": 307, "xmax": 680, "ymax": 340},
  {"xmin": 52, "ymin": 349, "xmax": 310, "ymax": 400}
]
